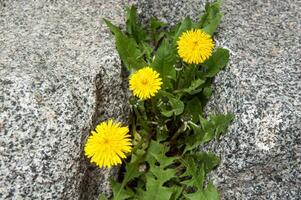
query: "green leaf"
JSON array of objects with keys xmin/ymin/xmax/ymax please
[
  {"xmin": 202, "ymin": 85, "xmax": 213, "ymax": 99},
  {"xmin": 160, "ymin": 94, "xmax": 185, "ymax": 117},
  {"xmin": 192, "ymin": 153, "xmax": 220, "ymax": 174},
  {"xmin": 202, "ymin": 13, "xmax": 223, "ymax": 35},
  {"xmin": 111, "ymin": 179, "xmax": 134, "ymax": 200},
  {"xmin": 146, "ymin": 141, "xmax": 178, "ymax": 181},
  {"xmin": 123, "ymin": 150, "xmax": 145, "ymax": 183},
  {"xmin": 103, "ymin": 18, "xmax": 123, "ymax": 36},
  {"xmin": 200, "ymin": 113, "xmax": 234, "ymax": 142},
  {"xmin": 209, "ymin": 113, "xmax": 234, "ymax": 138},
  {"xmin": 146, "ymin": 140, "xmax": 176, "ymax": 168},
  {"xmin": 184, "ymin": 183, "xmax": 220, "ymax": 200},
  {"xmin": 138, "ymin": 141, "xmax": 178, "ymax": 200},
  {"xmin": 181, "ymin": 159, "xmax": 205, "ymax": 191},
  {"xmin": 142, "ymin": 173, "xmax": 175, "ymax": 200},
  {"xmin": 139, "ymin": 42, "xmax": 153, "ymax": 63},
  {"xmin": 182, "ymin": 155, "xmax": 220, "ymax": 200},
  {"xmin": 170, "ymin": 186, "xmax": 183, "ymax": 200},
  {"xmin": 115, "ymin": 142, "xmax": 145, "ymax": 198},
  {"xmin": 104, "ymin": 19, "xmax": 147, "ymax": 71},
  {"xmin": 184, "ymin": 191, "xmax": 204, "ymax": 200},
  {"xmin": 150, "ymin": 17, "xmax": 166, "ymax": 47},
  {"xmin": 202, "ymin": 48, "xmax": 230, "ymax": 77},
  {"xmin": 156, "ymin": 126, "xmax": 170, "ymax": 142},
  {"xmin": 184, "ymin": 122, "xmax": 205, "ymax": 153},
  {"xmin": 126, "ymin": 6, "xmax": 146, "ymax": 43},
  {"xmin": 151, "ymin": 40, "xmax": 177, "ymax": 87},
  {"xmin": 150, "ymin": 17, "xmax": 166, "ymax": 31},
  {"xmin": 185, "ymin": 114, "xmax": 233, "ymax": 152},
  {"xmin": 199, "ymin": 0, "xmax": 224, "ymax": 35},
  {"xmin": 98, "ymin": 194, "xmax": 108, "ymax": 200},
  {"xmin": 176, "ymin": 64, "xmax": 200, "ymax": 91},
  {"xmin": 184, "ymin": 79, "xmax": 205, "ymax": 94},
  {"xmin": 183, "ymin": 97, "xmax": 203, "ymax": 123},
  {"xmin": 202, "ymin": 182, "xmax": 220, "ymax": 200},
  {"xmin": 176, "ymin": 79, "xmax": 205, "ymax": 96},
  {"xmin": 173, "ymin": 17, "xmax": 193, "ymax": 42}
]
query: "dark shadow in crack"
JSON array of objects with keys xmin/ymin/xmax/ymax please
[{"xmin": 78, "ymin": 65, "xmax": 130, "ymax": 200}]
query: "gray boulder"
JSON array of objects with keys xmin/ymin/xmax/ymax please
[
  {"xmin": 1, "ymin": 0, "xmax": 300, "ymax": 199},
  {"xmin": 205, "ymin": 0, "xmax": 301, "ymax": 199},
  {"xmin": 138, "ymin": 0, "xmax": 301, "ymax": 199},
  {"xmin": 0, "ymin": 0, "xmax": 131, "ymax": 199}
]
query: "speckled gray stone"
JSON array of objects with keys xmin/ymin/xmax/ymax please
[
  {"xmin": 1, "ymin": 0, "xmax": 300, "ymax": 200},
  {"xmin": 0, "ymin": 0, "xmax": 131, "ymax": 199},
  {"xmin": 137, "ymin": 0, "xmax": 301, "ymax": 199},
  {"xmin": 204, "ymin": 1, "xmax": 301, "ymax": 199}
]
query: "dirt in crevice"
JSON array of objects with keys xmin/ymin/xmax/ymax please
[{"xmin": 78, "ymin": 66, "xmax": 130, "ymax": 200}]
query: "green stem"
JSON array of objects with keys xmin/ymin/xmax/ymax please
[{"xmin": 170, "ymin": 122, "xmax": 186, "ymax": 141}]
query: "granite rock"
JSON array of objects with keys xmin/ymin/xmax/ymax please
[
  {"xmin": 1, "ymin": 0, "xmax": 300, "ymax": 200},
  {"xmin": 204, "ymin": 1, "xmax": 301, "ymax": 199},
  {"xmin": 0, "ymin": 0, "xmax": 131, "ymax": 199},
  {"xmin": 138, "ymin": 0, "xmax": 301, "ymax": 199}
]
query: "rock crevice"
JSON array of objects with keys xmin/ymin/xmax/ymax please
[{"xmin": 1, "ymin": 0, "xmax": 300, "ymax": 200}]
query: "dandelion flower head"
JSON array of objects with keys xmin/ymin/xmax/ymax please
[
  {"xmin": 129, "ymin": 67, "xmax": 162, "ymax": 100},
  {"xmin": 177, "ymin": 29, "xmax": 214, "ymax": 64},
  {"xmin": 84, "ymin": 119, "xmax": 132, "ymax": 168}
]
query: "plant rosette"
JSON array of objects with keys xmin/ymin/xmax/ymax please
[{"xmin": 84, "ymin": 1, "xmax": 233, "ymax": 199}]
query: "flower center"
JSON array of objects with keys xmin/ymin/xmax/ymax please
[
  {"xmin": 141, "ymin": 79, "xmax": 149, "ymax": 85},
  {"xmin": 192, "ymin": 40, "xmax": 199, "ymax": 50},
  {"xmin": 103, "ymin": 138, "xmax": 110, "ymax": 144}
]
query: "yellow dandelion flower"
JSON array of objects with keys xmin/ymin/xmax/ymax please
[
  {"xmin": 177, "ymin": 29, "xmax": 214, "ymax": 64},
  {"xmin": 84, "ymin": 119, "xmax": 132, "ymax": 168},
  {"xmin": 129, "ymin": 67, "xmax": 162, "ymax": 100}
]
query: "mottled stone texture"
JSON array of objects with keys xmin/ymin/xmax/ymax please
[
  {"xmin": 204, "ymin": 1, "xmax": 301, "ymax": 199},
  {"xmin": 138, "ymin": 1, "xmax": 300, "ymax": 199},
  {"xmin": 0, "ymin": 0, "xmax": 130, "ymax": 199},
  {"xmin": 1, "ymin": 0, "xmax": 300, "ymax": 199}
]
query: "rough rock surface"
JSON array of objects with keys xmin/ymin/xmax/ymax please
[
  {"xmin": 204, "ymin": 1, "xmax": 301, "ymax": 200},
  {"xmin": 138, "ymin": 0, "xmax": 301, "ymax": 199},
  {"xmin": 0, "ymin": 0, "xmax": 131, "ymax": 199},
  {"xmin": 1, "ymin": 0, "xmax": 300, "ymax": 200}
]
